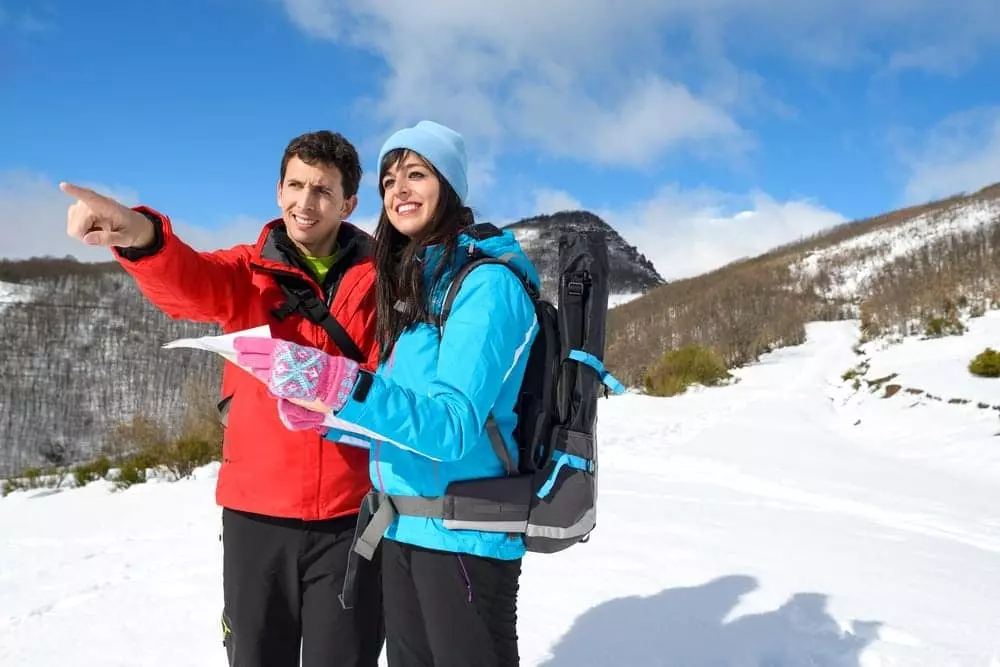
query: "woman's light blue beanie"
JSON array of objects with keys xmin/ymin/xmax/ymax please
[{"xmin": 377, "ymin": 120, "xmax": 469, "ymax": 204}]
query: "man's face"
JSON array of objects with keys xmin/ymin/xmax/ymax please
[{"xmin": 277, "ymin": 156, "xmax": 357, "ymax": 256}]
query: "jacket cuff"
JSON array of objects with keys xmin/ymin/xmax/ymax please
[
  {"xmin": 335, "ymin": 370, "xmax": 375, "ymax": 423},
  {"xmin": 115, "ymin": 208, "xmax": 165, "ymax": 261}
]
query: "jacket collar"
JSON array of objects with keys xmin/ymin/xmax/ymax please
[{"xmin": 251, "ymin": 218, "xmax": 373, "ymax": 289}]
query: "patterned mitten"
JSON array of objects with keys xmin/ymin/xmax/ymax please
[{"xmin": 233, "ymin": 337, "xmax": 360, "ymax": 412}]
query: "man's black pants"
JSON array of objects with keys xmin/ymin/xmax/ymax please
[
  {"xmin": 221, "ymin": 508, "xmax": 384, "ymax": 667},
  {"xmin": 382, "ymin": 539, "xmax": 522, "ymax": 667}
]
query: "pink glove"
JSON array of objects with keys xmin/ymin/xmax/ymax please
[
  {"xmin": 276, "ymin": 399, "xmax": 329, "ymax": 432},
  {"xmin": 233, "ymin": 337, "xmax": 360, "ymax": 413}
]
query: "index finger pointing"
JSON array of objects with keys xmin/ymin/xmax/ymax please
[{"xmin": 59, "ymin": 182, "xmax": 120, "ymax": 210}]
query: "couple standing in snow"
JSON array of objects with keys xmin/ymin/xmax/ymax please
[{"xmin": 62, "ymin": 120, "xmax": 538, "ymax": 667}]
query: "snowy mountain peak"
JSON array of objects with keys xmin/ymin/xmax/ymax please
[{"xmin": 503, "ymin": 210, "xmax": 665, "ymax": 306}]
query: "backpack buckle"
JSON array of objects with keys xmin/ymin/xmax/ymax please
[{"xmin": 568, "ymin": 281, "xmax": 584, "ymax": 296}]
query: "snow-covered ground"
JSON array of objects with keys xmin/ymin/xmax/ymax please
[
  {"xmin": 3, "ymin": 318, "xmax": 999, "ymax": 666},
  {"xmin": 0, "ymin": 280, "xmax": 36, "ymax": 313},
  {"xmin": 608, "ymin": 292, "xmax": 644, "ymax": 308},
  {"xmin": 857, "ymin": 310, "xmax": 1000, "ymax": 407}
]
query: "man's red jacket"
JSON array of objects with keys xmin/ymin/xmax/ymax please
[{"xmin": 114, "ymin": 206, "xmax": 378, "ymax": 521}]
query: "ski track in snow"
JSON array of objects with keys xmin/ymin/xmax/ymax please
[{"xmin": 2, "ymin": 320, "xmax": 999, "ymax": 666}]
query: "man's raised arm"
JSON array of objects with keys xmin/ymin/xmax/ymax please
[{"xmin": 62, "ymin": 182, "xmax": 249, "ymax": 325}]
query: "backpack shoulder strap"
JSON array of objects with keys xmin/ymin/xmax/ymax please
[
  {"xmin": 271, "ymin": 281, "xmax": 366, "ymax": 364},
  {"xmin": 433, "ymin": 252, "xmax": 539, "ymax": 328}
]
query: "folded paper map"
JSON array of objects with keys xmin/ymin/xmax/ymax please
[
  {"xmin": 163, "ymin": 324, "xmax": 273, "ymax": 365},
  {"xmin": 163, "ymin": 325, "xmax": 407, "ymax": 450}
]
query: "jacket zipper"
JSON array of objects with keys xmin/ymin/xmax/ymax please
[{"xmin": 375, "ymin": 440, "xmax": 385, "ymax": 493}]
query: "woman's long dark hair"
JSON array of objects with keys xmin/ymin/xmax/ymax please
[{"xmin": 374, "ymin": 148, "xmax": 474, "ymax": 362}]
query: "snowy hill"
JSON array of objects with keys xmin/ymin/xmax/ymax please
[
  {"xmin": 606, "ymin": 182, "xmax": 1000, "ymax": 384},
  {"xmin": 793, "ymin": 193, "xmax": 1000, "ymax": 301},
  {"xmin": 3, "ymin": 316, "xmax": 998, "ymax": 666},
  {"xmin": 0, "ymin": 271, "xmax": 221, "ymax": 477}
]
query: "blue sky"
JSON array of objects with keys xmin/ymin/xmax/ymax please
[{"xmin": 3, "ymin": 0, "xmax": 1000, "ymax": 279}]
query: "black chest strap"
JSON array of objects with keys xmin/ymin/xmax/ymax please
[{"xmin": 271, "ymin": 283, "xmax": 365, "ymax": 364}]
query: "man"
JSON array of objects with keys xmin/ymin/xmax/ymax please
[{"xmin": 62, "ymin": 131, "xmax": 384, "ymax": 667}]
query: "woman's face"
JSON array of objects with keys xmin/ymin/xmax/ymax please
[{"xmin": 381, "ymin": 151, "xmax": 441, "ymax": 238}]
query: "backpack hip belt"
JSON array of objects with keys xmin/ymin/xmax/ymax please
[{"xmin": 350, "ymin": 417, "xmax": 605, "ymax": 555}]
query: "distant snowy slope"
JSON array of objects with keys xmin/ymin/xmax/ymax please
[
  {"xmin": 0, "ymin": 280, "xmax": 37, "ymax": 313},
  {"xmin": 3, "ymin": 318, "xmax": 999, "ymax": 666},
  {"xmin": 608, "ymin": 292, "xmax": 644, "ymax": 308},
  {"xmin": 794, "ymin": 197, "xmax": 1000, "ymax": 300}
]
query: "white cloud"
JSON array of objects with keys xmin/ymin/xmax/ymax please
[
  {"xmin": 0, "ymin": 171, "xmax": 266, "ymax": 262},
  {"xmin": 281, "ymin": 0, "xmax": 338, "ymax": 40},
  {"xmin": 534, "ymin": 185, "xmax": 846, "ymax": 281},
  {"xmin": 899, "ymin": 108, "xmax": 1000, "ymax": 205},
  {"xmin": 278, "ymin": 0, "xmax": 1000, "ymax": 170},
  {"xmin": 279, "ymin": 0, "xmax": 748, "ymax": 168},
  {"xmin": 533, "ymin": 189, "xmax": 584, "ymax": 215},
  {"xmin": 509, "ymin": 76, "xmax": 745, "ymax": 167}
]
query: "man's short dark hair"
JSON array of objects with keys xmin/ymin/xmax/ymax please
[{"xmin": 280, "ymin": 131, "xmax": 363, "ymax": 198}]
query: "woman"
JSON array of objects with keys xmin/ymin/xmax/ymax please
[{"xmin": 234, "ymin": 120, "xmax": 539, "ymax": 667}]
